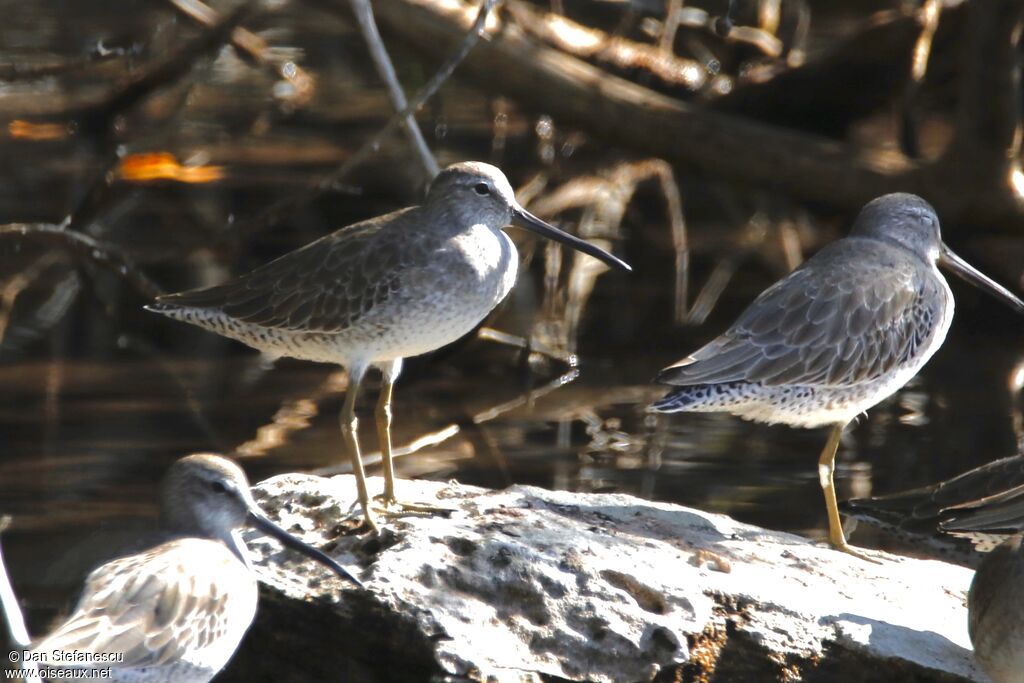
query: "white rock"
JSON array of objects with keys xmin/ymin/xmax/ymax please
[{"xmin": 241, "ymin": 474, "xmax": 986, "ymax": 683}]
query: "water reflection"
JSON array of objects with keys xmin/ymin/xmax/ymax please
[{"xmin": 2, "ymin": 235, "xmax": 1022, "ymax": 675}]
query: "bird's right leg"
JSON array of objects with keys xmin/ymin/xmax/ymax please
[
  {"xmin": 375, "ymin": 359, "xmax": 401, "ymax": 506},
  {"xmin": 818, "ymin": 422, "xmax": 879, "ymax": 563},
  {"xmin": 340, "ymin": 363, "xmax": 377, "ymax": 533}
]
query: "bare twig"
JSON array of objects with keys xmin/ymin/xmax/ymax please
[
  {"xmin": 899, "ymin": 0, "xmax": 942, "ymax": 158},
  {"xmin": 349, "ymin": 0, "xmax": 439, "ymax": 179},
  {"xmin": 477, "ymin": 326, "xmax": 576, "ymax": 366},
  {"xmin": 0, "ymin": 224, "xmax": 163, "ymax": 300},
  {"xmin": 76, "ymin": 2, "xmax": 252, "ymax": 130},
  {"xmin": 660, "ymin": 0, "xmax": 684, "ymax": 52},
  {"xmin": 939, "ymin": 0, "xmax": 1024, "ymax": 188},
  {"xmin": 236, "ymin": 0, "xmax": 497, "ymax": 237},
  {"xmin": 0, "ymin": 253, "xmax": 66, "ymax": 346},
  {"xmin": 783, "ymin": 0, "xmax": 811, "ymax": 66},
  {"xmin": 528, "ymin": 160, "xmax": 688, "ymax": 327},
  {"xmin": 663, "ymin": 1, "xmax": 783, "ymax": 57},
  {"xmin": 506, "ymin": 2, "xmax": 707, "ymax": 90},
  {"xmin": 0, "ymin": 3, "xmax": 248, "ymax": 124},
  {"xmin": 167, "ymin": 0, "xmax": 315, "ymax": 109},
  {"xmin": 378, "ymin": 0, "xmax": 1024, "ymax": 231},
  {"xmin": 311, "ymin": 423, "xmax": 461, "ymax": 476},
  {"xmin": 711, "ymin": 7, "xmax": 933, "ymax": 136}
]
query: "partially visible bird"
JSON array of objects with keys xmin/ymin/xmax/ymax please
[
  {"xmin": 842, "ymin": 454, "xmax": 1024, "ymax": 567},
  {"xmin": 969, "ymin": 533, "xmax": 1024, "ymax": 683},
  {"xmin": 148, "ymin": 162, "xmax": 630, "ymax": 532},
  {"xmin": 651, "ymin": 193, "xmax": 1024, "ymax": 559},
  {"xmin": 11, "ymin": 454, "xmax": 360, "ymax": 682}
]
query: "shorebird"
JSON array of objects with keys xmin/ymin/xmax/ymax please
[
  {"xmin": 148, "ymin": 162, "xmax": 630, "ymax": 531},
  {"xmin": 651, "ymin": 193, "xmax": 1024, "ymax": 559},
  {"xmin": 897, "ymin": 471, "xmax": 1024, "ymax": 681},
  {"xmin": 11, "ymin": 454, "xmax": 360, "ymax": 682},
  {"xmin": 842, "ymin": 454, "xmax": 1024, "ymax": 566},
  {"xmin": 969, "ymin": 533, "xmax": 1024, "ymax": 683}
]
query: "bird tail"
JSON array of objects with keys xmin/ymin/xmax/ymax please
[
  {"xmin": 649, "ymin": 382, "xmax": 753, "ymax": 414},
  {"xmin": 144, "ymin": 300, "xmax": 192, "ymax": 321},
  {"xmin": 649, "ymin": 385, "xmax": 707, "ymax": 413}
]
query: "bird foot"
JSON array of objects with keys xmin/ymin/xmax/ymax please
[
  {"xmin": 338, "ymin": 502, "xmax": 381, "ymax": 535},
  {"xmin": 373, "ymin": 494, "xmax": 455, "ymax": 518},
  {"xmin": 829, "ymin": 539, "xmax": 883, "ymax": 565},
  {"xmin": 339, "ymin": 494, "xmax": 454, "ymax": 534}
]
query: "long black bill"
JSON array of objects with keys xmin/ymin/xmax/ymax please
[
  {"xmin": 512, "ymin": 206, "xmax": 632, "ymax": 272},
  {"xmin": 939, "ymin": 244, "xmax": 1024, "ymax": 314},
  {"xmin": 247, "ymin": 509, "xmax": 364, "ymax": 588}
]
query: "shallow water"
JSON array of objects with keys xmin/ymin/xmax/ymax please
[{"xmin": 2, "ymin": 0, "xmax": 1024, "ymax": 679}]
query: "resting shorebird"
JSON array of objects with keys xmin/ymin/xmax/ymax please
[
  {"xmin": 968, "ymin": 533, "xmax": 1024, "ymax": 683},
  {"xmin": 147, "ymin": 162, "xmax": 630, "ymax": 531},
  {"xmin": 6, "ymin": 454, "xmax": 360, "ymax": 682},
  {"xmin": 651, "ymin": 193, "xmax": 1024, "ymax": 559},
  {"xmin": 842, "ymin": 454, "xmax": 1024, "ymax": 566}
]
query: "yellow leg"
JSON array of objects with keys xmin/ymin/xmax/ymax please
[
  {"xmin": 340, "ymin": 364, "xmax": 377, "ymax": 533},
  {"xmin": 371, "ymin": 359, "xmax": 450, "ymax": 517},
  {"xmin": 817, "ymin": 423, "xmax": 878, "ymax": 563},
  {"xmin": 375, "ymin": 360, "xmax": 400, "ymax": 505}
]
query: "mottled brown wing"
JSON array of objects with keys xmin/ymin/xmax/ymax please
[
  {"xmin": 32, "ymin": 540, "xmax": 244, "ymax": 670},
  {"xmin": 155, "ymin": 207, "xmax": 421, "ymax": 333},
  {"xmin": 658, "ymin": 240, "xmax": 942, "ymax": 388}
]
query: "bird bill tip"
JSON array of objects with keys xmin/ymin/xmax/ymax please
[{"xmin": 940, "ymin": 245, "xmax": 1024, "ymax": 315}]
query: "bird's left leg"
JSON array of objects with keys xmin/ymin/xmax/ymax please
[
  {"xmin": 372, "ymin": 359, "xmax": 452, "ymax": 517},
  {"xmin": 818, "ymin": 422, "xmax": 880, "ymax": 564}
]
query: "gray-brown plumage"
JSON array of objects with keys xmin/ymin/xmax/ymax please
[
  {"xmin": 842, "ymin": 455, "xmax": 1024, "ymax": 567},
  {"xmin": 969, "ymin": 534, "xmax": 1024, "ymax": 683},
  {"xmin": 652, "ymin": 193, "xmax": 1024, "ymax": 559},
  {"xmin": 148, "ymin": 162, "xmax": 629, "ymax": 531},
  {"xmin": 20, "ymin": 454, "xmax": 359, "ymax": 682},
  {"xmin": 655, "ymin": 237, "xmax": 942, "ymax": 409}
]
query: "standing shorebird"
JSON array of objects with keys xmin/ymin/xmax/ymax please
[
  {"xmin": 651, "ymin": 193, "xmax": 1024, "ymax": 559},
  {"xmin": 5, "ymin": 454, "xmax": 360, "ymax": 682},
  {"xmin": 148, "ymin": 162, "xmax": 630, "ymax": 531}
]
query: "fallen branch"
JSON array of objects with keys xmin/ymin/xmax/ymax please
[
  {"xmin": 167, "ymin": 0, "xmax": 315, "ymax": 110},
  {"xmin": 2, "ymin": 2, "xmax": 252, "ymax": 130},
  {"xmin": 0, "ymin": 224, "xmax": 163, "ymax": 300},
  {"xmin": 710, "ymin": 7, "xmax": 944, "ymax": 136},
  {"xmin": 375, "ymin": 0, "xmax": 1024, "ymax": 232},
  {"xmin": 505, "ymin": 2, "xmax": 707, "ymax": 92}
]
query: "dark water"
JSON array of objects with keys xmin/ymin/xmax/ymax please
[{"xmin": 2, "ymin": 0, "xmax": 1024, "ymax": 679}]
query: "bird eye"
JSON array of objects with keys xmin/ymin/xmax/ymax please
[
  {"xmin": 473, "ymin": 183, "xmax": 490, "ymax": 196},
  {"xmin": 211, "ymin": 480, "xmax": 228, "ymax": 494}
]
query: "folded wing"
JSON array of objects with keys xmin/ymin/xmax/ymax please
[
  {"xmin": 154, "ymin": 209, "xmax": 419, "ymax": 334},
  {"xmin": 658, "ymin": 242, "xmax": 941, "ymax": 389}
]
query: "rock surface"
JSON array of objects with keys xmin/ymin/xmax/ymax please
[{"xmin": 225, "ymin": 474, "xmax": 986, "ymax": 683}]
